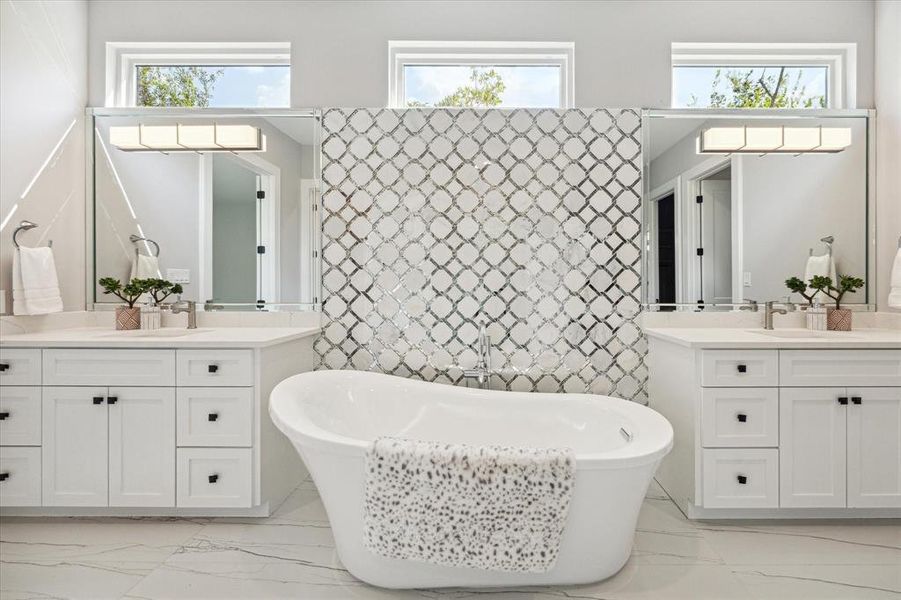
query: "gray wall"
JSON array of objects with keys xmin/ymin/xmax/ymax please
[{"xmin": 86, "ymin": 0, "xmax": 876, "ymax": 109}]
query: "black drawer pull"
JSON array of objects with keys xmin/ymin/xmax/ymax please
[
  {"xmin": 93, "ymin": 396, "xmax": 104, "ymax": 405},
  {"xmin": 0, "ymin": 472, "xmax": 8, "ymax": 482},
  {"xmin": 208, "ymin": 412, "xmax": 219, "ymax": 422},
  {"xmin": 107, "ymin": 396, "xmax": 118, "ymax": 405},
  {"xmin": 208, "ymin": 474, "xmax": 219, "ymax": 484},
  {"xmin": 736, "ymin": 364, "xmax": 747, "ymax": 373},
  {"xmin": 0, "ymin": 363, "xmax": 9, "ymax": 372},
  {"xmin": 851, "ymin": 396, "xmax": 862, "ymax": 405},
  {"xmin": 838, "ymin": 396, "xmax": 849, "ymax": 405},
  {"xmin": 208, "ymin": 364, "xmax": 219, "ymax": 373},
  {"xmin": 736, "ymin": 474, "xmax": 748, "ymax": 484},
  {"xmin": 0, "ymin": 411, "xmax": 9, "ymax": 420},
  {"xmin": 736, "ymin": 413, "xmax": 747, "ymax": 423}
]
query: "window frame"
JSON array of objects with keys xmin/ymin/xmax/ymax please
[
  {"xmin": 671, "ymin": 43, "xmax": 856, "ymax": 109},
  {"xmin": 388, "ymin": 41, "xmax": 575, "ymax": 109},
  {"xmin": 105, "ymin": 42, "xmax": 291, "ymax": 108}
]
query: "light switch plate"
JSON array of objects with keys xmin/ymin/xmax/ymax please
[
  {"xmin": 166, "ymin": 269, "xmax": 190, "ymax": 284},
  {"xmin": 743, "ymin": 272, "xmax": 752, "ymax": 287}
]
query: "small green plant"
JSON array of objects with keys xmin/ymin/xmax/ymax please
[
  {"xmin": 142, "ymin": 278, "xmax": 183, "ymax": 305},
  {"xmin": 98, "ymin": 277, "xmax": 149, "ymax": 308},
  {"xmin": 785, "ymin": 277, "xmax": 818, "ymax": 306},
  {"xmin": 808, "ymin": 275, "xmax": 865, "ymax": 310}
]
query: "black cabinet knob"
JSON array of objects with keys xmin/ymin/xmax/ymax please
[
  {"xmin": 107, "ymin": 396, "xmax": 118, "ymax": 405},
  {"xmin": 838, "ymin": 396, "xmax": 849, "ymax": 405},
  {"xmin": 736, "ymin": 474, "xmax": 748, "ymax": 484},
  {"xmin": 208, "ymin": 412, "xmax": 219, "ymax": 422},
  {"xmin": 851, "ymin": 396, "xmax": 862, "ymax": 405},
  {"xmin": 93, "ymin": 396, "xmax": 104, "ymax": 405},
  {"xmin": 208, "ymin": 474, "xmax": 219, "ymax": 484},
  {"xmin": 0, "ymin": 411, "xmax": 9, "ymax": 420},
  {"xmin": 736, "ymin": 364, "xmax": 747, "ymax": 373},
  {"xmin": 0, "ymin": 363, "xmax": 9, "ymax": 372},
  {"xmin": 736, "ymin": 413, "xmax": 747, "ymax": 423},
  {"xmin": 208, "ymin": 364, "xmax": 219, "ymax": 373},
  {"xmin": 0, "ymin": 472, "xmax": 9, "ymax": 482}
]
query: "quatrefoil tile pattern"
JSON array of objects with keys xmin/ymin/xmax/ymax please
[{"xmin": 316, "ymin": 108, "xmax": 646, "ymax": 402}]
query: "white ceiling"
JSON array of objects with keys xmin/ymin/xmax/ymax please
[{"xmin": 647, "ymin": 118, "xmax": 702, "ymax": 161}]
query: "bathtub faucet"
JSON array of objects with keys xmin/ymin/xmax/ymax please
[{"xmin": 462, "ymin": 321, "xmax": 492, "ymax": 389}]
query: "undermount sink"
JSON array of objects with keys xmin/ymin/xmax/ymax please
[
  {"xmin": 100, "ymin": 328, "xmax": 207, "ymax": 338},
  {"xmin": 748, "ymin": 329, "xmax": 857, "ymax": 339}
]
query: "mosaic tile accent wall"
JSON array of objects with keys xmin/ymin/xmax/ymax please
[{"xmin": 316, "ymin": 108, "xmax": 646, "ymax": 402}]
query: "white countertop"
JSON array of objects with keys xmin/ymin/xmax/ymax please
[
  {"xmin": 643, "ymin": 327, "xmax": 901, "ymax": 349},
  {"xmin": 0, "ymin": 326, "xmax": 321, "ymax": 349}
]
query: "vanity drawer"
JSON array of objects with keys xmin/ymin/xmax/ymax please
[
  {"xmin": 780, "ymin": 350, "xmax": 901, "ymax": 387},
  {"xmin": 0, "ymin": 387, "xmax": 41, "ymax": 446},
  {"xmin": 177, "ymin": 447, "xmax": 252, "ymax": 508},
  {"xmin": 701, "ymin": 350, "xmax": 778, "ymax": 387},
  {"xmin": 0, "ymin": 349, "xmax": 41, "ymax": 386},
  {"xmin": 177, "ymin": 388, "xmax": 253, "ymax": 447},
  {"xmin": 177, "ymin": 350, "xmax": 253, "ymax": 387},
  {"xmin": 43, "ymin": 349, "xmax": 175, "ymax": 386},
  {"xmin": 701, "ymin": 388, "xmax": 779, "ymax": 448},
  {"xmin": 702, "ymin": 448, "xmax": 779, "ymax": 509},
  {"xmin": 0, "ymin": 446, "xmax": 41, "ymax": 506}
]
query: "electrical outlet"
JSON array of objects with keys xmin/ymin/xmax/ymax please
[{"xmin": 166, "ymin": 269, "xmax": 190, "ymax": 284}]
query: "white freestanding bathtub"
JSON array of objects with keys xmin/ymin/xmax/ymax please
[{"xmin": 269, "ymin": 370, "xmax": 673, "ymax": 589}]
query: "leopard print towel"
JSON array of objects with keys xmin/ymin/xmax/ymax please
[{"xmin": 362, "ymin": 437, "xmax": 575, "ymax": 573}]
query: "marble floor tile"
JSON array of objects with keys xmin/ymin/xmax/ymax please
[
  {"xmin": 2, "ymin": 480, "xmax": 898, "ymax": 600},
  {"xmin": 732, "ymin": 564, "xmax": 901, "ymax": 599},
  {"xmin": 0, "ymin": 517, "xmax": 204, "ymax": 563},
  {"xmin": 0, "ymin": 560, "xmax": 156, "ymax": 600},
  {"xmin": 697, "ymin": 520, "xmax": 901, "ymax": 566}
]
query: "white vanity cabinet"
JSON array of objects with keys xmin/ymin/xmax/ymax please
[
  {"xmin": 647, "ymin": 330, "xmax": 901, "ymax": 519},
  {"xmin": 0, "ymin": 329, "xmax": 316, "ymax": 516}
]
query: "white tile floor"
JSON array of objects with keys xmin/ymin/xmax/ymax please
[{"xmin": 1, "ymin": 479, "xmax": 899, "ymax": 600}]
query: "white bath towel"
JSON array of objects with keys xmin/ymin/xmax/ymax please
[
  {"xmin": 889, "ymin": 248, "xmax": 901, "ymax": 309},
  {"xmin": 805, "ymin": 253, "xmax": 837, "ymax": 301},
  {"xmin": 130, "ymin": 253, "xmax": 161, "ymax": 281},
  {"xmin": 12, "ymin": 246, "xmax": 63, "ymax": 316},
  {"xmin": 362, "ymin": 437, "xmax": 575, "ymax": 573}
]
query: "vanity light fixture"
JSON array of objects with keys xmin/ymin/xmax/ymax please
[
  {"xmin": 109, "ymin": 124, "xmax": 264, "ymax": 152},
  {"xmin": 698, "ymin": 125, "xmax": 851, "ymax": 155}
]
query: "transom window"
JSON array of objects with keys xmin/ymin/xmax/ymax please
[
  {"xmin": 388, "ymin": 41, "xmax": 574, "ymax": 109},
  {"xmin": 106, "ymin": 42, "xmax": 291, "ymax": 108},
  {"xmin": 671, "ymin": 43, "xmax": 856, "ymax": 109}
]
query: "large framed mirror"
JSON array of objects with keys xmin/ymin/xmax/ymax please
[
  {"xmin": 87, "ymin": 108, "xmax": 321, "ymax": 311},
  {"xmin": 642, "ymin": 109, "xmax": 874, "ymax": 310}
]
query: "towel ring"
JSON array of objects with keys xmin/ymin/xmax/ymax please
[
  {"xmin": 12, "ymin": 221, "xmax": 52, "ymax": 248},
  {"xmin": 129, "ymin": 234, "xmax": 160, "ymax": 257},
  {"xmin": 809, "ymin": 235, "xmax": 834, "ymax": 257}
]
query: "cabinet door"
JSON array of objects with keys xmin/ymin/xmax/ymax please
[
  {"xmin": 43, "ymin": 387, "xmax": 109, "ymax": 506},
  {"xmin": 108, "ymin": 387, "xmax": 175, "ymax": 507},
  {"xmin": 780, "ymin": 387, "xmax": 847, "ymax": 508},
  {"xmin": 847, "ymin": 387, "xmax": 901, "ymax": 508}
]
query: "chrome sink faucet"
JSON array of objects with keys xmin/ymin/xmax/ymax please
[
  {"xmin": 462, "ymin": 320, "xmax": 492, "ymax": 389},
  {"xmin": 170, "ymin": 300, "xmax": 197, "ymax": 329}
]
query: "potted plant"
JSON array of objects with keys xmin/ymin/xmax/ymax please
[
  {"xmin": 99, "ymin": 277, "xmax": 149, "ymax": 330},
  {"xmin": 784, "ymin": 277, "xmax": 818, "ymax": 307},
  {"xmin": 808, "ymin": 274, "xmax": 865, "ymax": 331}
]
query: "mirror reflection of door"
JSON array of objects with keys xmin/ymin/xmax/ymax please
[
  {"xmin": 655, "ymin": 193, "xmax": 676, "ymax": 310},
  {"xmin": 211, "ymin": 155, "xmax": 276, "ymax": 306},
  {"xmin": 698, "ymin": 167, "xmax": 732, "ymax": 305}
]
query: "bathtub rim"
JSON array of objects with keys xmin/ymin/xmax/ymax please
[{"xmin": 270, "ymin": 370, "xmax": 673, "ymax": 470}]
